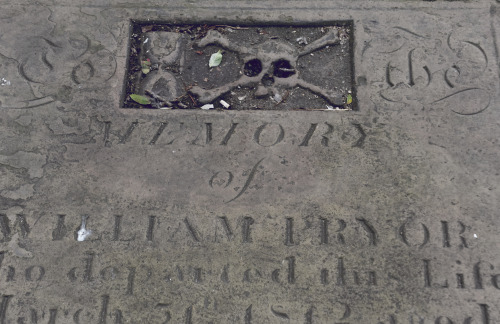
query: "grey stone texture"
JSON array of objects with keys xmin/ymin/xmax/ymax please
[{"xmin": 0, "ymin": 0, "xmax": 499, "ymax": 323}]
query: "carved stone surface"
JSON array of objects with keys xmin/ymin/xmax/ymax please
[
  {"xmin": 0, "ymin": 1, "xmax": 499, "ymax": 323},
  {"xmin": 123, "ymin": 23, "xmax": 354, "ymax": 110}
]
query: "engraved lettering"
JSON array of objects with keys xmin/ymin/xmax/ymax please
[
  {"xmin": 320, "ymin": 123, "xmax": 334, "ymax": 147},
  {"xmin": 243, "ymin": 269, "xmax": 261, "ymax": 283},
  {"xmin": 340, "ymin": 302, "xmax": 351, "ymax": 320},
  {"xmin": 112, "ymin": 215, "xmax": 134, "ymax": 241},
  {"xmin": 185, "ymin": 306, "xmax": 193, "ymax": 324},
  {"xmin": 220, "ymin": 265, "xmax": 229, "ymax": 283},
  {"xmin": 321, "ymin": 269, "xmax": 329, "ymax": 285},
  {"xmin": 424, "ymin": 259, "xmax": 448, "ymax": 288},
  {"xmin": 15, "ymin": 214, "xmax": 30, "ymax": 238},
  {"xmin": 30, "ymin": 309, "xmax": 37, "ymax": 324},
  {"xmin": 298, "ymin": 123, "xmax": 318, "ymax": 147},
  {"xmin": 146, "ymin": 216, "xmax": 156, "ymax": 242},
  {"xmin": 98, "ymin": 295, "xmax": 109, "ymax": 324},
  {"xmin": 118, "ymin": 121, "xmax": 139, "ymax": 144},
  {"xmin": 337, "ymin": 219, "xmax": 346, "ymax": 244},
  {"xmin": 423, "ymin": 259, "xmax": 432, "ymax": 287},
  {"xmin": 176, "ymin": 266, "xmax": 184, "ymax": 281},
  {"xmin": 96, "ymin": 118, "xmax": 373, "ymax": 148},
  {"xmin": 25, "ymin": 266, "xmax": 45, "ymax": 282},
  {"xmin": 226, "ymin": 159, "xmax": 265, "ymax": 203},
  {"xmin": 458, "ymin": 221, "xmax": 469, "ymax": 248},
  {"xmin": 356, "ymin": 218, "xmax": 378, "ymax": 246},
  {"xmin": 457, "ymin": 273, "xmax": 465, "ymax": 288},
  {"xmin": 215, "ymin": 217, "xmax": 233, "ymax": 242},
  {"xmin": 52, "ymin": 214, "xmax": 67, "ymax": 241},
  {"xmin": 0, "ymin": 295, "xmax": 13, "ymax": 324},
  {"xmin": 100, "ymin": 266, "xmax": 119, "ymax": 281},
  {"xmin": 183, "ymin": 218, "xmax": 200, "ymax": 242},
  {"xmin": 351, "ymin": 123, "xmax": 366, "ymax": 148},
  {"xmin": 6, "ymin": 267, "xmax": 15, "ymax": 282},
  {"xmin": 245, "ymin": 305, "xmax": 252, "ymax": 324},
  {"xmin": 83, "ymin": 252, "xmax": 94, "ymax": 282},
  {"xmin": 149, "ymin": 122, "xmax": 168, "ymax": 145},
  {"xmin": 155, "ymin": 303, "xmax": 172, "ymax": 324},
  {"xmin": 254, "ymin": 123, "xmax": 284, "ymax": 147},
  {"xmin": 369, "ymin": 271, "xmax": 377, "ymax": 286},
  {"xmin": 353, "ymin": 271, "xmax": 360, "ymax": 285},
  {"xmin": 205, "ymin": 123, "xmax": 213, "ymax": 144},
  {"xmin": 337, "ymin": 257, "xmax": 345, "ymax": 286},
  {"xmin": 242, "ymin": 217, "xmax": 254, "ymax": 243},
  {"xmin": 434, "ymin": 316, "xmax": 453, "ymax": 324},
  {"xmin": 286, "ymin": 256, "xmax": 296, "ymax": 284},
  {"xmin": 209, "ymin": 172, "xmax": 233, "ymax": 189},
  {"xmin": 305, "ymin": 306, "xmax": 313, "ymax": 324},
  {"xmin": 480, "ymin": 304, "xmax": 490, "ymax": 324},
  {"xmin": 271, "ymin": 269, "xmax": 280, "ymax": 283},
  {"xmin": 67, "ymin": 252, "xmax": 94, "ymax": 282},
  {"xmin": 47, "ymin": 309, "xmax": 57, "ymax": 324},
  {"xmin": 194, "ymin": 268, "xmax": 203, "ymax": 283},
  {"xmin": 399, "ymin": 221, "xmax": 430, "ymax": 248},
  {"xmin": 103, "ymin": 121, "xmax": 111, "ymax": 147},
  {"xmin": 472, "ymin": 261, "xmax": 494, "ymax": 290},
  {"xmin": 127, "ymin": 267, "xmax": 136, "ymax": 295},
  {"xmin": 320, "ymin": 218, "xmax": 328, "ymax": 244},
  {"xmin": 0, "ymin": 214, "xmax": 11, "ymax": 242},
  {"xmin": 491, "ymin": 273, "xmax": 500, "ymax": 289},
  {"xmin": 285, "ymin": 218, "xmax": 294, "ymax": 246},
  {"xmin": 441, "ymin": 221, "xmax": 451, "ymax": 248},
  {"xmin": 115, "ymin": 310, "xmax": 123, "ymax": 324},
  {"xmin": 270, "ymin": 306, "xmax": 289, "ymax": 320},
  {"xmin": 219, "ymin": 123, "xmax": 238, "ymax": 146}
]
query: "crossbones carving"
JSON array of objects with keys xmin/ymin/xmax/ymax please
[{"xmin": 189, "ymin": 28, "xmax": 345, "ymax": 106}]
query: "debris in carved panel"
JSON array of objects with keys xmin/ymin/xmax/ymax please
[{"xmin": 123, "ymin": 22, "xmax": 355, "ymax": 110}]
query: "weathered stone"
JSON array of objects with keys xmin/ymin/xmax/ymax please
[{"xmin": 0, "ymin": 0, "xmax": 499, "ymax": 323}]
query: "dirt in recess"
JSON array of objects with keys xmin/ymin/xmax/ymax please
[{"xmin": 123, "ymin": 22, "xmax": 355, "ymax": 111}]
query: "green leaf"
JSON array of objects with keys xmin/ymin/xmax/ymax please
[
  {"xmin": 141, "ymin": 59, "xmax": 151, "ymax": 68},
  {"xmin": 142, "ymin": 68, "xmax": 150, "ymax": 74},
  {"xmin": 209, "ymin": 50, "xmax": 223, "ymax": 67},
  {"xmin": 130, "ymin": 94, "xmax": 151, "ymax": 105},
  {"xmin": 346, "ymin": 94, "xmax": 353, "ymax": 105}
]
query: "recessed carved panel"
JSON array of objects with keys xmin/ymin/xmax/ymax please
[{"xmin": 123, "ymin": 22, "xmax": 354, "ymax": 110}]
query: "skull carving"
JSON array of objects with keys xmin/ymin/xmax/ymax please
[{"xmin": 189, "ymin": 28, "xmax": 345, "ymax": 106}]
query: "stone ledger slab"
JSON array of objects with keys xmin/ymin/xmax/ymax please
[{"xmin": 0, "ymin": 1, "xmax": 499, "ymax": 323}]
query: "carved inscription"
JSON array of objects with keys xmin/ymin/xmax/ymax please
[
  {"xmin": 0, "ymin": 212, "xmax": 494, "ymax": 322},
  {"xmin": 99, "ymin": 120, "xmax": 366, "ymax": 148},
  {"xmin": 364, "ymin": 25, "xmax": 494, "ymax": 115}
]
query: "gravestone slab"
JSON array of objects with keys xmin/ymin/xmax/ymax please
[{"xmin": 0, "ymin": 0, "xmax": 499, "ymax": 323}]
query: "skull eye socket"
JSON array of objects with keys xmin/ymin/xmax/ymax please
[
  {"xmin": 244, "ymin": 59, "xmax": 263, "ymax": 77},
  {"xmin": 273, "ymin": 59, "xmax": 295, "ymax": 78}
]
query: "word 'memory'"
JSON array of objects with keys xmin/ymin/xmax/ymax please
[{"xmin": 101, "ymin": 120, "xmax": 367, "ymax": 148}]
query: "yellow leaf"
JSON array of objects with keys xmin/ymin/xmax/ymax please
[{"xmin": 346, "ymin": 94, "xmax": 353, "ymax": 105}]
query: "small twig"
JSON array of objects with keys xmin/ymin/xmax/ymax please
[
  {"xmin": 213, "ymin": 25, "xmax": 250, "ymax": 30},
  {"xmin": 274, "ymin": 91, "xmax": 290, "ymax": 107},
  {"xmin": 145, "ymin": 90, "xmax": 168, "ymax": 103},
  {"xmin": 181, "ymin": 81, "xmax": 196, "ymax": 106}
]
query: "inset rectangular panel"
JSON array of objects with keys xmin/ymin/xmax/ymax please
[{"xmin": 123, "ymin": 22, "xmax": 354, "ymax": 110}]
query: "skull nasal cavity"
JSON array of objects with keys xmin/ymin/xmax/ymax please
[
  {"xmin": 273, "ymin": 59, "xmax": 295, "ymax": 78},
  {"xmin": 244, "ymin": 59, "xmax": 262, "ymax": 77},
  {"xmin": 262, "ymin": 74, "xmax": 274, "ymax": 86}
]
